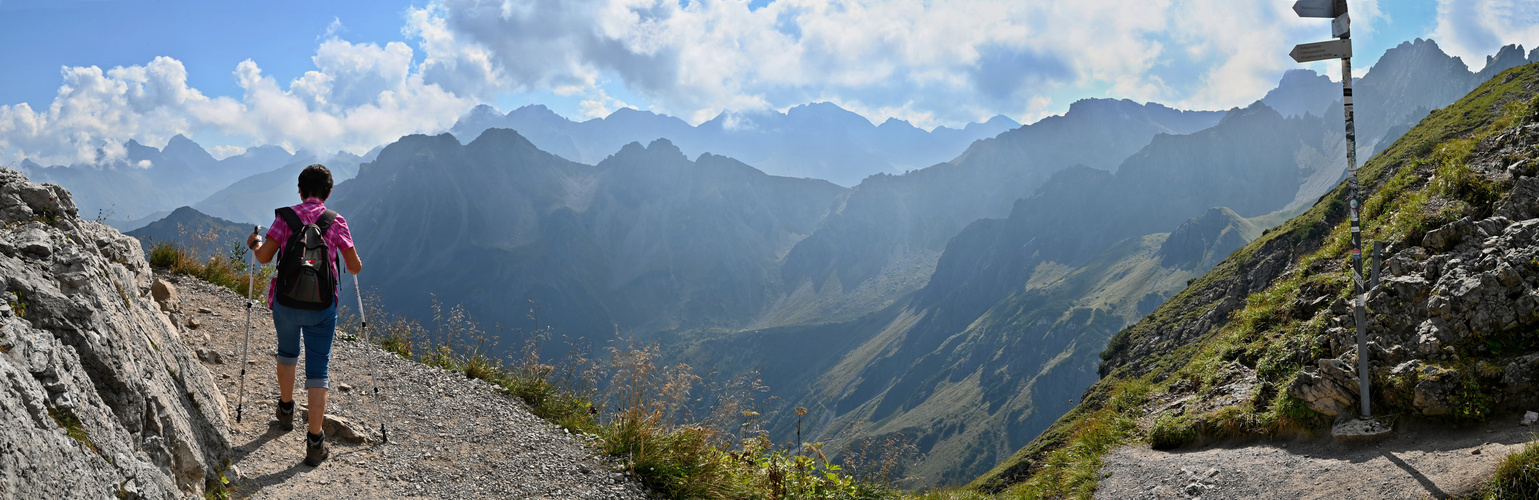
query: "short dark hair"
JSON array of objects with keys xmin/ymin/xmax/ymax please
[{"xmin": 298, "ymin": 164, "xmax": 333, "ymax": 200}]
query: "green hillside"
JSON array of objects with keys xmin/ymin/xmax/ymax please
[{"xmin": 971, "ymin": 62, "xmax": 1539, "ymax": 496}]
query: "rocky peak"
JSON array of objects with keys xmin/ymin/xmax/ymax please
[
  {"xmin": 1476, "ymin": 44, "xmax": 1531, "ymax": 81},
  {"xmin": 1157, "ymin": 207, "xmax": 1260, "ymax": 269},
  {"xmin": 0, "ymin": 167, "xmax": 231, "ymax": 498}
]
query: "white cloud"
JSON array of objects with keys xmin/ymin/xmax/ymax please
[
  {"xmin": 1022, "ymin": 94, "xmax": 1055, "ymax": 125},
  {"xmin": 211, "ymin": 145, "xmax": 247, "ymax": 159},
  {"xmin": 0, "ymin": 38, "xmax": 476, "ymax": 166},
  {"xmin": 4, "ymin": 0, "xmax": 1485, "ymax": 166},
  {"xmin": 1430, "ymin": 0, "xmax": 1539, "ymax": 71},
  {"xmin": 404, "ymin": 0, "xmax": 1360, "ymax": 126},
  {"xmin": 578, "ymin": 87, "xmax": 631, "ymax": 120},
  {"xmin": 322, "ymin": 16, "xmax": 346, "ymax": 41},
  {"xmin": 0, "ymin": 57, "xmax": 233, "ymax": 165}
]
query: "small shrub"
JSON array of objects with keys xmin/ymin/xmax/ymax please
[
  {"xmin": 1149, "ymin": 413, "xmax": 1197, "ymax": 450},
  {"xmin": 6, "ymin": 290, "xmax": 26, "ymax": 318},
  {"xmin": 49, "ymin": 407, "xmax": 99, "ymax": 456},
  {"xmin": 148, "ymin": 243, "xmax": 271, "ymax": 299},
  {"xmin": 148, "ymin": 242, "xmax": 179, "ymax": 269}
]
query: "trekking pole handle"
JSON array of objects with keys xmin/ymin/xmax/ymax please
[{"xmin": 247, "ymin": 225, "xmax": 264, "ymax": 250}]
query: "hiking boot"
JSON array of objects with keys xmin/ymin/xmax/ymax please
[
  {"xmin": 275, "ymin": 400, "xmax": 295, "ymax": 432},
  {"xmin": 304, "ymin": 431, "xmax": 329, "ymax": 466}
]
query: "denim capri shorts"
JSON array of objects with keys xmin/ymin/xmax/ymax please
[{"xmin": 272, "ymin": 301, "xmax": 337, "ymax": 389}]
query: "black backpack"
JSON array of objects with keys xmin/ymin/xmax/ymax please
[{"xmin": 274, "ymin": 207, "xmax": 339, "ymax": 310}]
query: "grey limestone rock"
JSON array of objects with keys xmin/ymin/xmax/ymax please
[
  {"xmin": 0, "ymin": 168, "xmax": 231, "ymax": 500},
  {"xmin": 1504, "ymin": 353, "xmax": 1539, "ymax": 396},
  {"xmin": 1287, "ymin": 358, "xmax": 1361, "ymax": 417},
  {"xmin": 1495, "ymin": 176, "xmax": 1539, "ymax": 221},
  {"xmin": 1413, "ymin": 364, "xmax": 1460, "ymax": 416},
  {"xmin": 151, "ymin": 278, "xmax": 180, "ymax": 314},
  {"xmin": 1422, "ymin": 218, "xmax": 1475, "ymax": 251}
]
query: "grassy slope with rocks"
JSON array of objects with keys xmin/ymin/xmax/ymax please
[{"xmin": 967, "ymin": 62, "xmax": 1539, "ymax": 498}]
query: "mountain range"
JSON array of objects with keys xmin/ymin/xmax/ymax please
[
  {"xmin": 19, "ymin": 135, "xmax": 294, "ymax": 229},
  {"xmin": 448, "ymin": 102, "xmax": 1021, "ymax": 187},
  {"xmin": 653, "ymin": 40, "xmax": 1539, "ymax": 485},
  {"xmin": 88, "ymin": 37, "xmax": 1539, "ymax": 486}
]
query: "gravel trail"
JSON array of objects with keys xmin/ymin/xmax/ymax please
[
  {"xmin": 1095, "ymin": 417, "xmax": 1538, "ymax": 499},
  {"xmin": 168, "ymin": 273, "xmax": 653, "ymax": 499}
]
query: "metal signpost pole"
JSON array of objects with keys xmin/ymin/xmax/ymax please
[
  {"xmin": 1293, "ymin": 0, "xmax": 1374, "ymax": 422},
  {"xmin": 1345, "ymin": 54, "xmax": 1370, "ymax": 419}
]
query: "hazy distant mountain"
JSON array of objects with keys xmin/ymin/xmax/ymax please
[
  {"xmin": 448, "ymin": 102, "xmax": 1020, "ymax": 187},
  {"xmin": 125, "ymin": 206, "xmax": 253, "ymax": 260},
  {"xmin": 194, "ymin": 149, "xmax": 374, "ymax": 225},
  {"xmin": 19, "ymin": 135, "xmax": 295, "ymax": 229},
  {"xmin": 1261, "ymin": 69, "xmax": 1339, "ymax": 118},
  {"xmin": 764, "ymin": 99, "xmax": 1226, "ymax": 326},
  {"xmin": 327, "ymin": 130, "xmax": 844, "ymax": 339}
]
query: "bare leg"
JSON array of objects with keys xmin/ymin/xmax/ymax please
[
  {"xmin": 307, "ymin": 387, "xmax": 328, "ymax": 434},
  {"xmin": 278, "ymin": 364, "xmax": 296, "ymax": 403}
]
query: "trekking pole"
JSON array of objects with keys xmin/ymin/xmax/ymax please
[
  {"xmin": 235, "ymin": 226, "xmax": 262, "ymax": 423},
  {"xmin": 352, "ymin": 272, "xmax": 389, "ymax": 444}
]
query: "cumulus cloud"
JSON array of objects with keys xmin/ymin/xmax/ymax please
[
  {"xmin": 2, "ymin": 0, "xmax": 1473, "ymax": 166},
  {"xmin": 0, "ymin": 37, "xmax": 475, "ymax": 166},
  {"xmin": 410, "ymin": 0, "xmax": 1342, "ymax": 125},
  {"xmin": 1430, "ymin": 0, "xmax": 1539, "ymax": 71}
]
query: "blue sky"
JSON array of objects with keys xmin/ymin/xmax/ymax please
[{"xmin": 1, "ymin": 0, "xmax": 1535, "ymax": 166}]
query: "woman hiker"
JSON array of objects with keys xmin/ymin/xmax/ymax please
[{"xmin": 247, "ymin": 164, "xmax": 363, "ymax": 466}]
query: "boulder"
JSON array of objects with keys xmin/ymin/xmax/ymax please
[
  {"xmin": 1503, "ymin": 353, "xmax": 1539, "ymax": 396},
  {"xmin": 1495, "ymin": 176, "xmax": 1539, "ymax": 220},
  {"xmin": 1423, "ymin": 218, "xmax": 1475, "ymax": 251},
  {"xmin": 299, "ymin": 409, "xmax": 373, "ymax": 444},
  {"xmin": 151, "ymin": 278, "xmax": 180, "ymax": 314},
  {"xmin": 1287, "ymin": 358, "xmax": 1361, "ymax": 417},
  {"xmin": 1413, "ymin": 365, "xmax": 1460, "ymax": 416},
  {"xmin": 1384, "ymin": 275, "xmax": 1431, "ymax": 302}
]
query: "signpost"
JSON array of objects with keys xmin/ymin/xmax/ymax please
[
  {"xmin": 1289, "ymin": 39, "xmax": 1352, "ymax": 63},
  {"xmin": 1291, "ymin": 0, "xmax": 1386, "ymax": 437},
  {"xmin": 1291, "ymin": 0, "xmax": 1346, "ymax": 18}
]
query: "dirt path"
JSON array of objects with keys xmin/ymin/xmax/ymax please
[
  {"xmin": 1095, "ymin": 417, "xmax": 1538, "ymax": 499},
  {"xmin": 167, "ymin": 273, "xmax": 653, "ymax": 499}
]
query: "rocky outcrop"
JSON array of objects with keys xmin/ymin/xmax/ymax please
[
  {"xmin": 0, "ymin": 167, "xmax": 231, "ymax": 499},
  {"xmin": 1286, "ymin": 358, "xmax": 1361, "ymax": 417},
  {"xmin": 1284, "ymin": 109, "xmax": 1539, "ymax": 419}
]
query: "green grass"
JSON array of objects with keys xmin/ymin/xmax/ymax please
[
  {"xmin": 49, "ymin": 407, "xmax": 100, "ymax": 456},
  {"xmin": 7, "ymin": 290, "xmax": 27, "ymax": 318},
  {"xmin": 148, "ymin": 242, "xmax": 272, "ymax": 299},
  {"xmin": 1461, "ymin": 437, "xmax": 1539, "ymax": 499}
]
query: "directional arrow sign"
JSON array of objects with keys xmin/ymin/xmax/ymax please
[
  {"xmin": 1293, "ymin": 0, "xmax": 1347, "ymax": 18},
  {"xmin": 1290, "ymin": 38, "xmax": 1352, "ymax": 63}
]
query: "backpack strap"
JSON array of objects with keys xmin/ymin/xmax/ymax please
[
  {"xmin": 316, "ymin": 209, "xmax": 341, "ymax": 272},
  {"xmin": 275, "ymin": 207, "xmax": 303, "ymax": 235},
  {"xmin": 316, "ymin": 210, "xmax": 339, "ymax": 235}
]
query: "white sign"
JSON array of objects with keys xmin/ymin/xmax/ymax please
[
  {"xmin": 1290, "ymin": 39, "xmax": 1352, "ymax": 63},
  {"xmin": 1293, "ymin": 0, "xmax": 1345, "ymax": 18},
  {"xmin": 1332, "ymin": 13, "xmax": 1350, "ymax": 37}
]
